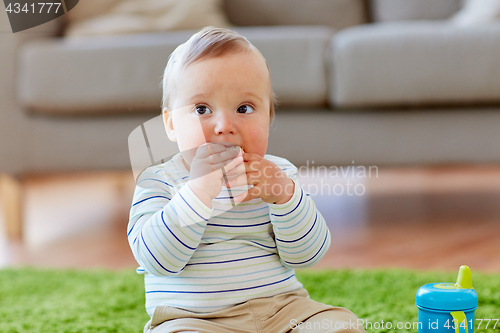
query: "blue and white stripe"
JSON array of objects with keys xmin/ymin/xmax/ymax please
[{"xmin": 128, "ymin": 153, "xmax": 331, "ymax": 315}]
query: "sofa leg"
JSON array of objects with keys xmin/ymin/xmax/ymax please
[{"xmin": 0, "ymin": 174, "xmax": 23, "ymax": 240}]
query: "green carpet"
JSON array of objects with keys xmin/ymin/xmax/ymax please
[{"xmin": 0, "ymin": 268, "xmax": 498, "ymax": 332}]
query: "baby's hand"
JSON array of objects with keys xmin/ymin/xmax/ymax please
[
  {"xmin": 188, "ymin": 143, "xmax": 242, "ymax": 208},
  {"xmin": 232, "ymin": 153, "xmax": 295, "ymax": 204}
]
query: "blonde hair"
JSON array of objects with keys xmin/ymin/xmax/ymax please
[{"xmin": 161, "ymin": 26, "xmax": 277, "ymax": 120}]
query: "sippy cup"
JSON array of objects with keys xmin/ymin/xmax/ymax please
[{"xmin": 416, "ymin": 265, "xmax": 478, "ymax": 333}]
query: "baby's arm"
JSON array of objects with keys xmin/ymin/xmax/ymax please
[
  {"xmin": 127, "ymin": 144, "xmax": 241, "ymax": 276},
  {"xmin": 127, "ymin": 167, "xmax": 212, "ymax": 276},
  {"xmin": 268, "ymin": 164, "xmax": 331, "ymax": 269}
]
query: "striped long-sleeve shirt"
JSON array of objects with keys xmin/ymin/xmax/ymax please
[{"xmin": 128, "ymin": 153, "xmax": 331, "ymax": 316}]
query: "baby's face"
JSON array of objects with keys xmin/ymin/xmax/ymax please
[{"xmin": 164, "ymin": 50, "xmax": 271, "ymax": 168}]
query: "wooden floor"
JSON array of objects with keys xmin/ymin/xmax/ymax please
[{"xmin": 1, "ymin": 164, "xmax": 499, "ymax": 273}]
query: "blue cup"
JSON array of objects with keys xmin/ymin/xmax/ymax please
[{"xmin": 416, "ymin": 266, "xmax": 478, "ymax": 333}]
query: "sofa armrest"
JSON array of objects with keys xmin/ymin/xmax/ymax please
[{"xmin": 0, "ymin": 9, "xmax": 62, "ymax": 174}]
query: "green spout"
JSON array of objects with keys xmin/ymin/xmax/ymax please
[{"xmin": 455, "ymin": 265, "xmax": 473, "ymax": 289}]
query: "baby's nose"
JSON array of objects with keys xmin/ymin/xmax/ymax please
[{"xmin": 214, "ymin": 114, "xmax": 236, "ymax": 135}]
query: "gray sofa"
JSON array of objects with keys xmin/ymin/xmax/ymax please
[{"xmin": 1, "ymin": 0, "xmax": 500, "ymax": 238}]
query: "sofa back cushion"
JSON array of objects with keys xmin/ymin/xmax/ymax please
[
  {"xmin": 64, "ymin": 0, "xmax": 231, "ymax": 37},
  {"xmin": 65, "ymin": 0, "xmax": 124, "ymax": 24},
  {"xmin": 223, "ymin": 0, "xmax": 367, "ymax": 30},
  {"xmin": 330, "ymin": 22, "xmax": 500, "ymax": 108},
  {"xmin": 18, "ymin": 26, "xmax": 333, "ymax": 115},
  {"xmin": 451, "ymin": 0, "xmax": 500, "ymax": 25},
  {"xmin": 371, "ymin": 0, "xmax": 462, "ymax": 21}
]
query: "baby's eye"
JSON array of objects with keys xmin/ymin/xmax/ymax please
[
  {"xmin": 195, "ymin": 105, "xmax": 212, "ymax": 115},
  {"xmin": 237, "ymin": 105, "xmax": 254, "ymax": 114}
]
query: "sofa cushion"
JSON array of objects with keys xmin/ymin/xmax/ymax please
[
  {"xmin": 223, "ymin": 0, "xmax": 366, "ymax": 30},
  {"xmin": 330, "ymin": 22, "xmax": 500, "ymax": 108},
  {"xmin": 451, "ymin": 0, "xmax": 500, "ymax": 26},
  {"xmin": 65, "ymin": 0, "xmax": 124, "ymax": 24},
  {"xmin": 65, "ymin": 0, "xmax": 232, "ymax": 37},
  {"xmin": 18, "ymin": 26, "xmax": 334, "ymax": 115},
  {"xmin": 372, "ymin": 0, "xmax": 461, "ymax": 22}
]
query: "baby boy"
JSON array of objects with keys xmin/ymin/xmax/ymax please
[{"xmin": 128, "ymin": 26, "xmax": 365, "ymax": 333}]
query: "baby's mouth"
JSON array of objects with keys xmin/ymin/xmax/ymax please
[
  {"xmin": 216, "ymin": 142, "xmax": 244, "ymax": 153},
  {"xmin": 226, "ymin": 145, "xmax": 244, "ymax": 154}
]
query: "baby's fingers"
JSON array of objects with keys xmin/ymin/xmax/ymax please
[
  {"xmin": 233, "ymin": 186, "xmax": 261, "ymax": 204},
  {"xmin": 210, "ymin": 149, "xmax": 240, "ymax": 166},
  {"xmin": 225, "ymin": 172, "xmax": 248, "ymax": 188},
  {"xmin": 196, "ymin": 143, "xmax": 226, "ymax": 159},
  {"xmin": 200, "ymin": 150, "xmax": 239, "ymax": 175},
  {"xmin": 224, "ymin": 155, "xmax": 244, "ymax": 175}
]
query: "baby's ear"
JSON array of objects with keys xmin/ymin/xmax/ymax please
[{"xmin": 162, "ymin": 108, "xmax": 177, "ymax": 142}]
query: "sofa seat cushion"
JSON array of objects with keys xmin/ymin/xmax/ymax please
[
  {"xmin": 18, "ymin": 26, "xmax": 334, "ymax": 115},
  {"xmin": 330, "ymin": 22, "xmax": 500, "ymax": 108}
]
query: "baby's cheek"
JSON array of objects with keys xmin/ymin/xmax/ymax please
[
  {"xmin": 246, "ymin": 127, "xmax": 269, "ymax": 156},
  {"xmin": 176, "ymin": 122, "xmax": 206, "ymax": 150},
  {"xmin": 174, "ymin": 122, "xmax": 207, "ymax": 165}
]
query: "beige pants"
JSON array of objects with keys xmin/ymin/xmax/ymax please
[{"xmin": 144, "ymin": 288, "xmax": 366, "ymax": 333}]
